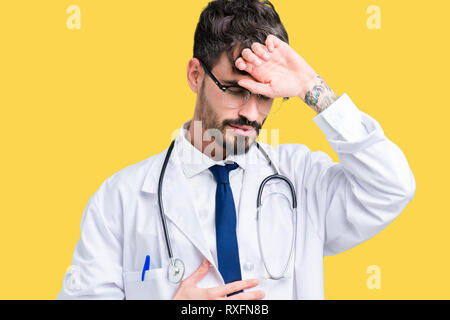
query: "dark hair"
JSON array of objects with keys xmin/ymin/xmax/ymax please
[{"xmin": 193, "ymin": 0, "xmax": 289, "ymax": 73}]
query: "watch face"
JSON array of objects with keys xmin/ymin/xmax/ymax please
[{"xmin": 168, "ymin": 258, "xmax": 185, "ymax": 284}]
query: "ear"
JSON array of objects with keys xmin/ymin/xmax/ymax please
[{"xmin": 187, "ymin": 58, "xmax": 204, "ymax": 94}]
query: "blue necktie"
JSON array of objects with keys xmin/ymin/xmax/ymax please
[{"xmin": 209, "ymin": 162, "xmax": 242, "ymax": 292}]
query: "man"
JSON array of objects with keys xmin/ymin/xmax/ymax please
[{"xmin": 57, "ymin": 0, "xmax": 415, "ymax": 300}]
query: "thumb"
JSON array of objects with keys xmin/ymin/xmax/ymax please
[{"xmin": 185, "ymin": 258, "xmax": 210, "ymax": 285}]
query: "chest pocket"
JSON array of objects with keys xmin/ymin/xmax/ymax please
[{"xmin": 123, "ymin": 267, "xmax": 179, "ymax": 300}]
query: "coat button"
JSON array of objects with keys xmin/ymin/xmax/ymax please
[{"xmin": 243, "ymin": 262, "xmax": 254, "ymax": 272}]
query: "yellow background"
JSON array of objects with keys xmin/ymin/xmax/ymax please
[{"xmin": 0, "ymin": 0, "xmax": 448, "ymax": 299}]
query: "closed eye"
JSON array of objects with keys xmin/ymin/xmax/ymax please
[{"xmin": 258, "ymin": 94, "xmax": 272, "ymax": 101}]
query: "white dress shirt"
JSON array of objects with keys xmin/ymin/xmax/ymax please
[{"xmin": 175, "ymin": 122, "xmax": 248, "ymax": 267}]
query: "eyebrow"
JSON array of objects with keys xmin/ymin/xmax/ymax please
[{"xmin": 221, "ymin": 79, "xmax": 240, "ymax": 86}]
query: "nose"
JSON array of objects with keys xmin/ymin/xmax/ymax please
[{"xmin": 237, "ymin": 93, "xmax": 261, "ymax": 122}]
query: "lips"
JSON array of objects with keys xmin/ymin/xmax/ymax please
[
  {"xmin": 229, "ymin": 124, "xmax": 253, "ymax": 131},
  {"xmin": 227, "ymin": 124, "xmax": 255, "ymax": 137}
]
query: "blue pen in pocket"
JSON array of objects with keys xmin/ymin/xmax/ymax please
[{"xmin": 141, "ymin": 255, "xmax": 150, "ymax": 282}]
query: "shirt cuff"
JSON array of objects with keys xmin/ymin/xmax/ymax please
[{"xmin": 312, "ymin": 93, "xmax": 368, "ymax": 141}]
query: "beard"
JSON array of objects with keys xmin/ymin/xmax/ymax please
[{"xmin": 197, "ymin": 80, "xmax": 264, "ymax": 157}]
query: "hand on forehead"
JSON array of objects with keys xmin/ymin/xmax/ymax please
[{"xmin": 231, "ymin": 34, "xmax": 309, "ymax": 99}]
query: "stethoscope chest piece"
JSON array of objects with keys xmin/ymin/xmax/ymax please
[{"xmin": 168, "ymin": 258, "xmax": 185, "ymax": 283}]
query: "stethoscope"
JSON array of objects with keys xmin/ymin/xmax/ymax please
[{"xmin": 158, "ymin": 139, "xmax": 298, "ymax": 284}]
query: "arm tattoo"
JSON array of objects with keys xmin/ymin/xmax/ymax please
[{"xmin": 304, "ymin": 75, "xmax": 338, "ymax": 113}]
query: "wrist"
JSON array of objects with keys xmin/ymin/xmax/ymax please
[
  {"xmin": 300, "ymin": 75, "xmax": 338, "ymax": 114},
  {"xmin": 296, "ymin": 71, "xmax": 318, "ymax": 100}
]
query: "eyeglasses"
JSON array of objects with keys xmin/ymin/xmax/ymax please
[{"xmin": 199, "ymin": 59, "xmax": 288, "ymax": 115}]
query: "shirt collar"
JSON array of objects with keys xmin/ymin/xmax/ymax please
[{"xmin": 175, "ymin": 119, "xmax": 248, "ymax": 178}]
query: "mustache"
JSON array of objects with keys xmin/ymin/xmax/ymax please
[{"xmin": 222, "ymin": 117, "xmax": 262, "ymax": 131}]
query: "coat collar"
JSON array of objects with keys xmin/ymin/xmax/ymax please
[
  {"xmin": 177, "ymin": 119, "xmax": 249, "ymax": 178},
  {"xmin": 141, "ymin": 120, "xmax": 281, "ymax": 194}
]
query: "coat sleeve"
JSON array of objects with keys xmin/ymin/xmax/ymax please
[
  {"xmin": 56, "ymin": 174, "xmax": 124, "ymax": 299},
  {"xmin": 303, "ymin": 93, "xmax": 416, "ymax": 256}
]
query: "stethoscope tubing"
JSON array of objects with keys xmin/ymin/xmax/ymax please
[
  {"xmin": 157, "ymin": 139, "xmax": 298, "ymax": 283},
  {"xmin": 157, "ymin": 140, "xmax": 176, "ymax": 261}
]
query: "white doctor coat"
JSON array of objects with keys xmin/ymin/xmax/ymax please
[{"xmin": 56, "ymin": 93, "xmax": 416, "ymax": 300}]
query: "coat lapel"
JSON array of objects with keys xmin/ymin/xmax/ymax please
[{"xmin": 140, "ymin": 146, "xmax": 216, "ymax": 269}]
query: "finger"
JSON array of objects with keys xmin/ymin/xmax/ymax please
[
  {"xmin": 185, "ymin": 258, "xmax": 210, "ymax": 285},
  {"xmin": 235, "ymin": 57, "xmax": 255, "ymax": 74},
  {"xmin": 238, "ymin": 79, "xmax": 272, "ymax": 98},
  {"xmin": 224, "ymin": 290, "xmax": 265, "ymax": 300},
  {"xmin": 251, "ymin": 42, "xmax": 270, "ymax": 61},
  {"xmin": 266, "ymin": 34, "xmax": 283, "ymax": 53},
  {"xmin": 235, "ymin": 57, "xmax": 247, "ymax": 71},
  {"xmin": 265, "ymin": 34, "xmax": 275, "ymax": 52},
  {"xmin": 241, "ymin": 48, "xmax": 263, "ymax": 66},
  {"xmin": 208, "ymin": 279, "xmax": 259, "ymax": 298}
]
